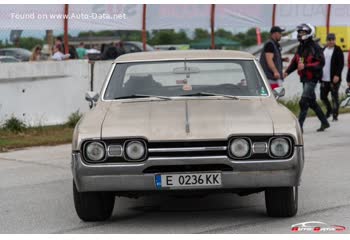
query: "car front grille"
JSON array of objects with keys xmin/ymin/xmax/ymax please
[{"xmin": 147, "ymin": 140, "xmax": 228, "ymax": 158}]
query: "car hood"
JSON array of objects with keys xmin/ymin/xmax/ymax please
[{"xmin": 101, "ymin": 98, "xmax": 274, "ymax": 140}]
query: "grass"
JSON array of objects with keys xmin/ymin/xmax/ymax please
[
  {"xmin": 279, "ymin": 95, "xmax": 350, "ymax": 117},
  {"xmin": 0, "ymin": 125, "xmax": 73, "ymax": 152},
  {"xmin": 0, "ymin": 97, "xmax": 349, "ymax": 152}
]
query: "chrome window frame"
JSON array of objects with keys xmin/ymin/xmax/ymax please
[{"xmin": 100, "ymin": 58, "xmax": 272, "ymax": 102}]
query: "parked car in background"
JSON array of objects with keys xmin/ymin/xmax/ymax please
[
  {"xmin": 0, "ymin": 48, "xmax": 31, "ymax": 61},
  {"xmin": 123, "ymin": 41, "xmax": 155, "ymax": 53},
  {"xmin": 88, "ymin": 41, "xmax": 155, "ymax": 61},
  {"xmin": 0, "ymin": 56, "xmax": 20, "ymax": 63},
  {"xmin": 72, "ymin": 50, "xmax": 304, "ymax": 221}
]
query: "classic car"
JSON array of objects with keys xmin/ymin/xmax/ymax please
[{"xmin": 72, "ymin": 50, "xmax": 304, "ymax": 221}]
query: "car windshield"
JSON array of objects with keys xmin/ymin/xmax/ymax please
[{"xmin": 103, "ymin": 60, "xmax": 269, "ymax": 100}]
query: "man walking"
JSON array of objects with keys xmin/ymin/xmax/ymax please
[
  {"xmin": 260, "ymin": 26, "xmax": 289, "ymax": 89},
  {"xmin": 283, "ymin": 23, "xmax": 330, "ymax": 132},
  {"xmin": 320, "ymin": 33, "xmax": 344, "ymax": 121}
]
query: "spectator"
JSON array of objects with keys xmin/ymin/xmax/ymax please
[
  {"xmin": 259, "ymin": 26, "xmax": 289, "ymax": 89},
  {"xmin": 68, "ymin": 45, "xmax": 79, "ymax": 59},
  {"xmin": 87, "ymin": 44, "xmax": 101, "ymax": 54},
  {"xmin": 30, "ymin": 45, "xmax": 42, "ymax": 61},
  {"xmin": 320, "ymin": 33, "xmax": 344, "ymax": 121},
  {"xmin": 76, "ymin": 42, "xmax": 87, "ymax": 59},
  {"xmin": 101, "ymin": 42, "xmax": 118, "ymax": 60},
  {"xmin": 284, "ymin": 23, "xmax": 330, "ymax": 132},
  {"xmin": 51, "ymin": 44, "xmax": 70, "ymax": 61},
  {"xmin": 116, "ymin": 41, "xmax": 126, "ymax": 56},
  {"xmin": 55, "ymin": 36, "xmax": 65, "ymax": 52}
]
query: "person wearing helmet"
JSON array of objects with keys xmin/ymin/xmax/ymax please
[
  {"xmin": 320, "ymin": 33, "xmax": 344, "ymax": 122},
  {"xmin": 259, "ymin": 26, "xmax": 289, "ymax": 89},
  {"xmin": 283, "ymin": 23, "xmax": 330, "ymax": 132}
]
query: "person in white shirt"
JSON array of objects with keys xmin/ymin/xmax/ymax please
[
  {"xmin": 51, "ymin": 44, "xmax": 70, "ymax": 61},
  {"xmin": 320, "ymin": 33, "xmax": 344, "ymax": 121}
]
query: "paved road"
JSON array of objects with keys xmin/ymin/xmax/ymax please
[{"xmin": 1, "ymin": 114, "xmax": 350, "ymax": 233}]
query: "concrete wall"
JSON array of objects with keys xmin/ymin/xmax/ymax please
[{"xmin": 0, "ymin": 60, "xmax": 112, "ymax": 126}]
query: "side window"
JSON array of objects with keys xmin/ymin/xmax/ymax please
[{"xmin": 124, "ymin": 44, "xmax": 139, "ymax": 53}]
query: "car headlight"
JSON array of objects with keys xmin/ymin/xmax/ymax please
[
  {"xmin": 85, "ymin": 142, "xmax": 106, "ymax": 161},
  {"xmin": 270, "ymin": 138, "xmax": 290, "ymax": 157},
  {"xmin": 230, "ymin": 138, "xmax": 251, "ymax": 158},
  {"xmin": 125, "ymin": 141, "xmax": 146, "ymax": 161}
]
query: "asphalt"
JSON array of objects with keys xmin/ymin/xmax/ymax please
[{"xmin": 0, "ymin": 114, "xmax": 350, "ymax": 234}]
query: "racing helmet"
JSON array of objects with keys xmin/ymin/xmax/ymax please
[{"xmin": 296, "ymin": 23, "xmax": 315, "ymax": 41}]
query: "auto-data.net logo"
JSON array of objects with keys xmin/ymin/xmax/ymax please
[{"xmin": 291, "ymin": 221, "xmax": 346, "ymax": 233}]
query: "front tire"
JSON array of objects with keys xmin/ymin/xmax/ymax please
[
  {"xmin": 73, "ymin": 181, "xmax": 115, "ymax": 221},
  {"xmin": 265, "ymin": 187, "xmax": 298, "ymax": 217}
]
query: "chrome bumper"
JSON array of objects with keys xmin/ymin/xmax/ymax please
[{"xmin": 72, "ymin": 146, "xmax": 304, "ymax": 192}]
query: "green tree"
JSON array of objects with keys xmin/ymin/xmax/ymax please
[
  {"xmin": 215, "ymin": 29, "xmax": 233, "ymax": 39},
  {"xmin": 18, "ymin": 37, "xmax": 44, "ymax": 51},
  {"xmin": 148, "ymin": 30, "xmax": 190, "ymax": 45},
  {"xmin": 193, "ymin": 28, "xmax": 210, "ymax": 41}
]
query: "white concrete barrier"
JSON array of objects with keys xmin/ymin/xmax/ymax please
[{"xmin": 1, "ymin": 61, "xmax": 80, "ymax": 126}]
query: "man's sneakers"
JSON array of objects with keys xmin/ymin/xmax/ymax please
[{"xmin": 317, "ymin": 122, "xmax": 330, "ymax": 132}]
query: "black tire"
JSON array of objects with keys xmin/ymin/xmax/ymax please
[
  {"xmin": 73, "ymin": 181, "xmax": 115, "ymax": 221},
  {"xmin": 265, "ymin": 186, "xmax": 298, "ymax": 217}
]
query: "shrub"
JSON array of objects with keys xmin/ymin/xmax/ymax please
[
  {"xmin": 66, "ymin": 110, "xmax": 82, "ymax": 128},
  {"xmin": 2, "ymin": 116, "xmax": 26, "ymax": 133}
]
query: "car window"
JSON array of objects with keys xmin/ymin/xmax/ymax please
[
  {"xmin": 124, "ymin": 44, "xmax": 140, "ymax": 53},
  {"xmin": 104, "ymin": 60, "xmax": 268, "ymax": 99},
  {"xmin": 0, "ymin": 58, "xmax": 18, "ymax": 63}
]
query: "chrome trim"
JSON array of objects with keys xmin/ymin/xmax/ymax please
[
  {"xmin": 253, "ymin": 59, "xmax": 272, "ymax": 97},
  {"xmin": 148, "ymin": 146, "xmax": 227, "ymax": 153},
  {"xmin": 252, "ymin": 142, "xmax": 268, "ymax": 153},
  {"xmin": 101, "ymin": 59, "xmax": 271, "ymax": 102},
  {"xmin": 107, "ymin": 144, "xmax": 123, "ymax": 157},
  {"xmin": 148, "ymin": 156, "xmax": 228, "ymax": 161},
  {"xmin": 113, "ymin": 57, "xmax": 255, "ymax": 64},
  {"xmin": 185, "ymin": 100, "xmax": 190, "ymax": 133},
  {"xmin": 100, "ymin": 63, "xmax": 116, "ymax": 100}
]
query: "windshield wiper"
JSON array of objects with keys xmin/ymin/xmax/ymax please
[
  {"xmin": 180, "ymin": 92, "xmax": 239, "ymax": 100},
  {"xmin": 114, "ymin": 94, "xmax": 172, "ymax": 100}
]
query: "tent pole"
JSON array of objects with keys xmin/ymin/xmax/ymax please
[
  {"xmin": 326, "ymin": 4, "xmax": 331, "ymax": 35},
  {"xmin": 64, "ymin": 4, "xmax": 69, "ymax": 55},
  {"xmin": 210, "ymin": 4, "xmax": 215, "ymax": 49},
  {"xmin": 272, "ymin": 4, "xmax": 276, "ymax": 26},
  {"xmin": 142, "ymin": 4, "xmax": 147, "ymax": 51}
]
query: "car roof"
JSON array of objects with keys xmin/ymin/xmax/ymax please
[{"xmin": 113, "ymin": 50, "xmax": 255, "ymax": 63}]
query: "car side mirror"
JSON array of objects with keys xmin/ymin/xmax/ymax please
[
  {"xmin": 85, "ymin": 91, "xmax": 99, "ymax": 108},
  {"xmin": 273, "ymin": 87, "xmax": 285, "ymax": 100}
]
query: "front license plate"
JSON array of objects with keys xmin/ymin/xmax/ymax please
[{"xmin": 155, "ymin": 172, "xmax": 222, "ymax": 189}]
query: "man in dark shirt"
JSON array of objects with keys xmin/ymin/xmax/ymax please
[
  {"xmin": 320, "ymin": 33, "xmax": 344, "ymax": 121},
  {"xmin": 259, "ymin": 26, "xmax": 289, "ymax": 89}
]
